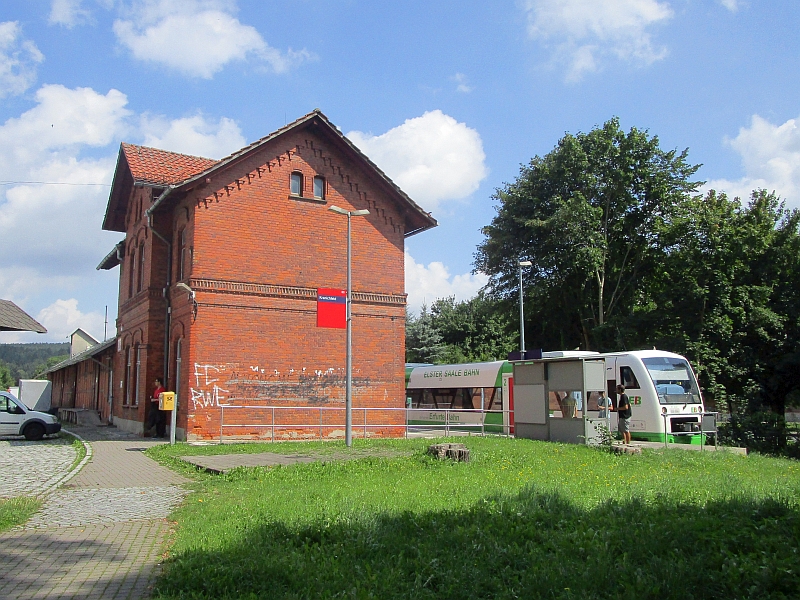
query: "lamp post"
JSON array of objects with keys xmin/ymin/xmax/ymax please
[
  {"xmin": 328, "ymin": 205, "xmax": 370, "ymax": 447},
  {"xmin": 518, "ymin": 260, "xmax": 532, "ymax": 356}
]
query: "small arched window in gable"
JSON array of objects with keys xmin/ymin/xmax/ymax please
[
  {"xmin": 128, "ymin": 248, "xmax": 136, "ymax": 298},
  {"xmin": 137, "ymin": 241, "xmax": 145, "ymax": 292},
  {"xmin": 290, "ymin": 172, "xmax": 303, "ymax": 196},
  {"xmin": 313, "ymin": 176, "xmax": 325, "ymax": 199}
]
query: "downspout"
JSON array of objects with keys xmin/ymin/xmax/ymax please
[{"xmin": 146, "ymin": 188, "xmax": 174, "ymax": 388}]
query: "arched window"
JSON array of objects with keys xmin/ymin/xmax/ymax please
[
  {"xmin": 290, "ymin": 172, "xmax": 303, "ymax": 196},
  {"xmin": 124, "ymin": 346, "xmax": 132, "ymax": 406},
  {"xmin": 128, "ymin": 248, "xmax": 136, "ymax": 298},
  {"xmin": 133, "ymin": 343, "xmax": 142, "ymax": 407},
  {"xmin": 313, "ymin": 176, "xmax": 325, "ymax": 199},
  {"xmin": 178, "ymin": 228, "xmax": 187, "ymax": 281},
  {"xmin": 137, "ymin": 241, "xmax": 145, "ymax": 292}
]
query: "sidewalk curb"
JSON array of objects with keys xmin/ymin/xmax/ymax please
[{"xmin": 38, "ymin": 428, "xmax": 93, "ymax": 498}]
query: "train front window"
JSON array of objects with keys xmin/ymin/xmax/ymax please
[{"xmin": 642, "ymin": 357, "xmax": 701, "ymax": 404}]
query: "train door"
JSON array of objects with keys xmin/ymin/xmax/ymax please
[
  {"xmin": 503, "ymin": 372, "xmax": 514, "ymax": 435},
  {"xmin": 605, "ymin": 356, "xmax": 619, "ymax": 431},
  {"xmin": 615, "ymin": 355, "xmax": 649, "ymax": 435}
]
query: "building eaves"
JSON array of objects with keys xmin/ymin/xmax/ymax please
[
  {"xmin": 43, "ymin": 337, "xmax": 116, "ymax": 375},
  {"xmin": 97, "ymin": 241, "xmax": 124, "ymax": 270},
  {"xmin": 0, "ymin": 300, "xmax": 46, "ymax": 333}
]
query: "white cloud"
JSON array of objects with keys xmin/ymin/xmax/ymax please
[
  {"xmin": 49, "ymin": 0, "xmax": 92, "ymax": 27},
  {"xmin": 705, "ymin": 114, "xmax": 800, "ymax": 209},
  {"xmin": 0, "ymin": 82, "xmax": 252, "ymax": 342},
  {"xmin": 37, "ymin": 299, "xmax": 109, "ymax": 342},
  {"xmin": 140, "ymin": 113, "xmax": 246, "ymax": 158},
  {"xmin": 405, "ymin": 251, "xmax": 488, "ymax": 315},
  {"xmin": 0, "ymin": 22, "xmax": 44, "ymax": 98},
  {"xmin": 347, "ymin": 110, "xmax": 488, "ymax": 211},
  {"xmin": 522, "ymin": 0, "xmax": 673, "ymax": 81},
  {"xmin": 718, "ymin": 0, "xmax": 739, "ymax": 11},
  {"xmin": 0, "ymin": 85, "xmax": 131, "ymax": 281},
  {"xmin": 113, "ymin": 0, "xmax": 313, "ymax": 78},
  {"xmin": 452, "ymin": 73, "xmax": 473, "ymax": 93}
]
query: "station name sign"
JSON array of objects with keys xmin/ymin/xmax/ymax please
[
  {"xmin": 317, "ymin": 288, "xmax": 346, "ymax": 329},
  {"xmin": 423, "ymin": 369, "xmax": 481, "ymax": 379}
]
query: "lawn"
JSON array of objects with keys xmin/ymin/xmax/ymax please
[
  {"xmin": 0, "ymin": 497, "xmax": 42, "ymax": 532},
  {"xmin": 147, "ymin": 438, "xmax": 800, "ymax": 599}
]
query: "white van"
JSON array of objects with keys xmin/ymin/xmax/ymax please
[{"xmin": 0, "ymin": 390, "xmax": 61, "ymax": 441}]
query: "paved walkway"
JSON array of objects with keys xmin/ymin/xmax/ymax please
[{"xmin": 0, "ymin": 425, "xmax": 189, "ymax": 600}]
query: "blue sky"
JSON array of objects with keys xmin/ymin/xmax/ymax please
[{"xmin": 1, "ymin": 0, "xmax": 799, "ymax": 343}]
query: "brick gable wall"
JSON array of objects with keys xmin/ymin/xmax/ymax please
[{"xmin": 165, "ymin": 128, "xmax": 407, "ymax": 440}]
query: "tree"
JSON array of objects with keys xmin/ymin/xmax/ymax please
[
  {"xmin": 405, "ymin": 304, "xmax": 445, "ymax": 364},
  {"xmin": 0, "ymin": 361, "xmax": 13, "ymax": 389},
  {"xmin": 627, "ymin": 190, "xmax": 800, "ymax": 415},
  {"xmin": 429, "ymin": 293, "xmax": 517, "ymax": 363},
  {"xmin": 475, "ymin": 117, "xmax": 702, "ymax": 351}
]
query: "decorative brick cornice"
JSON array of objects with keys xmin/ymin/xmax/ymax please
[{"xmin": 190, "ymin": 278, "xmax": 406, "ymax": 306}]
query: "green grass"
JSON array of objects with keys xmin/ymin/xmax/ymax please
[
  {"xmin": 67, "ymin": 435, "xmax": 87, "ymax": 472},
  {"xmin": 147, "ymin": 438, "xmax": 800, "ymax": 599},
  {"xmin": 0, "ymin": 497, "xmax": 42, "ymax": 532}
]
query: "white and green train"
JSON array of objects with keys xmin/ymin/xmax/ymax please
[{"xmin": 405, "ymin": 349, "xmax": 707, "ymax": 443}]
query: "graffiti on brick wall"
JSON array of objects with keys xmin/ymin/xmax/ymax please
[
  {"xmin": 190, "ymin": 363, "xmax": 230, "ymax": 410},
  {"xmin": 188, "ymin": 361, "xmax": 374, "ymax": 412}
]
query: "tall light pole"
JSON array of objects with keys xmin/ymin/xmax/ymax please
[
  {"xmin": 328, "ymin": 205, "xmax": 370, "ymax": 447},
  {"xmin": 519, "ymin": 260, "xmax": 532, "ymax": 356}
]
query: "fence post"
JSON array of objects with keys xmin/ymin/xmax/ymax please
[
  {"xmin": 220, "ymin": 405, "xmax": 224, "ymax": 445},
  {"xmin": 271, "ymin": 407, "xmax": 275, "ymax": 443},
  {"xmin": 363, "ymin": 408, "xmax": 367, "ymax": 440},
  {"xmin": 319, "ymin": 407, "xmax": 323, "ymax": 441}
]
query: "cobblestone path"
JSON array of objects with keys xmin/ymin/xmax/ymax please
[{"xmin": 0, "ymin": 429, "xmax": 189, "ymax": 600}]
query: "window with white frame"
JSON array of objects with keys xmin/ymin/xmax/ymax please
[
  {"xmin": 313, "ymin": 176, "xmax": 325, "ymax": 199},
  {"xmin": 290, "ymin": 172, "xmax": 303, "ymax": 196}
]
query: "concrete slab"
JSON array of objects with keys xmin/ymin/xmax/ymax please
[{"xmin": 180, "ymin": 448, "xmax": 411, "ymax": 474}]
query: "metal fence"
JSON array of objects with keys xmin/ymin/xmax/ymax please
[
  {"xmin": 215, "ymin": 405, "xmax": 512, "ymax": 443},
  {"xmin": 660, "ymin": 411, "xmax": 719, "ymax": 450}
]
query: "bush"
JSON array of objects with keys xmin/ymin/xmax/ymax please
[{"xmin": 718, "ymin": 411, "xmax": 800, "ymax": 458}]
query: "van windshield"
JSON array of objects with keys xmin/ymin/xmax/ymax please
[{"xmin": 642, "ymin": 357, "xmax": 702, "ymax": 404}]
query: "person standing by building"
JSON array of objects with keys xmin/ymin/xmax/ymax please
[
  {"xmin": 597, "ymin": 390, "xmax": 609, "ymax": 418},
  {"xmin": 615, "ymin": 384, "xmax": 632, "ymax": 444},
  {"xmin": 148, "ymin": 377, "xmax": 166, "ymax": 438}
]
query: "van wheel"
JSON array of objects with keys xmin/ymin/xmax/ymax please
[{"xmin": 24, "ymin": 422, "xmax": 46, "ymax": 441}]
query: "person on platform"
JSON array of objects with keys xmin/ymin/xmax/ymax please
[
  {"xmin": 147, "ymin": 377, "xmax": 166, "ymax": 438},
  {"xmin": 615, "ymin": 384, "xmax": 632, "ymax": 445}
]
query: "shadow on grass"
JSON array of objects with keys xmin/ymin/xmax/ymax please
[{"xmin": 154, "ymin": 488, "xmax": 800, "ymax": 600}]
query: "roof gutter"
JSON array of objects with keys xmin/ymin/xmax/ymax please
[
  {"xmin": 145, "ymin": 186, "xmax": 174, "ymax": 219},
  {"xmin": 147, "ymin": 209, "xmax": 174, "ymax": 389}
]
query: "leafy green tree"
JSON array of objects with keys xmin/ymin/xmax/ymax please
[
  {"xmin": 405, "ymin": 305, "xmax": 445, "ymax": 364},
  {"xmin": 429, "ymin": 293, "xmax": 516, "ymax": 363},
  {"xmin": 628, "ymin": 190, "xmax": 800, "ymax": 415},
  {"xmin": 0, "ymin": 361, "xmax": 14, "ymax": 389},
  {"xmin": 475, "ymin": 117, "xmax": 701, "ymax": 350}
]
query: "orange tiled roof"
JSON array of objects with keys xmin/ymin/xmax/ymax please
[{"xmin": 121, "ymin": 143, "xmax": 218, "ymax": 186}]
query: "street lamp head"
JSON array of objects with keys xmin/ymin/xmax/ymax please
[
  {"xmin": 329, "ymin": 205, "xmax": 370, "ymax": 217},
  {"xmin": 519, "ymin": 260, "xmax": 532, "ymax": 267}
]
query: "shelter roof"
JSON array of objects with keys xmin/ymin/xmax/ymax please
[{"xmin": 0, "ymin": 300, "xmax": 46, "ymax": 333}]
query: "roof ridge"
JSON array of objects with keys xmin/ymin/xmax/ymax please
[{"xmin": 120, "ymin": 142, "xmax": 218, "ymax": 163}]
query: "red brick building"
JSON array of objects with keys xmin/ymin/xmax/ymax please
[{"xmin": 97, "ymin": 110, "xmax": 436, "ymax": 440}]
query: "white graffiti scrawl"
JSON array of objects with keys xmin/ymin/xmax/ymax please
[{"xmin": 190, "ymin": 363, "xmax": 230, "ymax": 410}]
